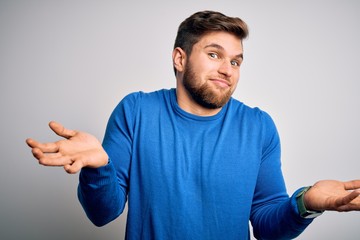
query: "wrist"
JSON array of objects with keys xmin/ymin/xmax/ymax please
[{"xmin": 296, "ymin": 186, "xmax": 324, "ymax": 219}]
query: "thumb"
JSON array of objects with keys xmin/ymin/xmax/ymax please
[{"xmin": 49, "ymin": 121, "xmax": 77, "ymax": 139}]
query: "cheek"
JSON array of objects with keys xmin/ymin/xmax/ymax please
[
  {"xmin": 193, "ymin": 63, "xmax": 212, "ymax": 80},
  {"xmin": 195, "ymin": 60, "xmax": 212, "ymax": 72},
  {"xmin": 232, "ymin": 69, "xmax": 240, "ymax": 78},
  {"xmin": 231, "ymin": 72, "xmax": 240, "ymax": 87},
  {"xmin": 195, "ymin": 55, "xmax": 217, "ymax": 72}
]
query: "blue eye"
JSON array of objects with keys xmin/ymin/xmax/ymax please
[
  {"xmin": 209, "ymin": 53, "xmax": 219, "ymax": 59},
  {"xmin": 231, "ymin": 60, "xmax": 240, "ymax": 66}
]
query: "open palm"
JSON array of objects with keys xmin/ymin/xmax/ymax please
[{"xmin": 26, "ymin": 121, "xmax": 108, "ymax": 173}]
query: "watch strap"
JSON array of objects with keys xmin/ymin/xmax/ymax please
[{"xmin": 296, "ymin": 186, "xmax": 324, "ymax": 219}]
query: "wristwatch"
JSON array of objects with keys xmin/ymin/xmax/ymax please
[{"xmin": 296, "ymin": 186, "xmax": 324, "ymax": 219}]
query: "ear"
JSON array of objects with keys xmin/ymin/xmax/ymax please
[{"xmin": 172, "ymin": 47, "xmax": 186, "ymax": 73}]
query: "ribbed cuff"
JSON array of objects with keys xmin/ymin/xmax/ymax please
[
  {"xmin": 290, "ymin": 188, "xmax": 314, "ymax": 223},
  {"xmin": 79, "ymin": 159, "xmax": 116, "ymax": 188}
]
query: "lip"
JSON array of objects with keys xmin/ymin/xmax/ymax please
[{"xmin": 210, "ymin": 78, "xmax": 231, "ymax": 88}]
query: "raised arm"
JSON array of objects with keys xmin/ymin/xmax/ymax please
[
  {"xmin": 26, "ymin": 121, "xmax": 126, "ymax": 226},
  {"xmin": 26, "ymin": 121, "xmax": 108, "ymax": 173}
]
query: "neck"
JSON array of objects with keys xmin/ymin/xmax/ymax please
[{"xmin": 175, "ymin": 85, "xmax": 222, "ymax": 117}]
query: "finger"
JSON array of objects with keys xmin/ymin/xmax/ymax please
[
  {"xmin": 26, "ymin": 138, "xmax": 34, "ymax": 147},
  {"xmin": 335, "ymin": 190, "xmax": 360, "ymax": 207},
  {"xmin": 344, "ymin": 180, "xmax": 360, "ymax": 190},
  {"xmin": 26, "ymin": 138, "xmax": 59, "ymax": 153},
  {"xmin": 37, "ymin": 153, "xmax": 73, "ymax": 167},
  {"xmin": 49, "ymin": 121, "xmax": 77, "ymax": 139},
  {"xmin": 337, "ymin": 192, "xmax": 360, "ymax": 212},
  {"xmin": 31, "ymin": 148, "xmax": 62, "ymax": 160},
  {"xmin": 26, "ymin": 138, "xmax": 44, "ymax": 148},
  {"xmin": 31, "ymin": 147, "xmax": 45, "ymax": 160},
  {"xmin": 64, "ymin": 160, "xmax": 84, "ymax": 174}
]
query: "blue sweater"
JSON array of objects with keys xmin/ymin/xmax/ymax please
[{"xmin": 78, "ymin": 89, "xmax": 312, "ymax": 239}]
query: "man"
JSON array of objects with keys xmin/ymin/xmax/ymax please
[{"xmin": 26, "ymin": 10, "xmax": 360, "ymax": 239}]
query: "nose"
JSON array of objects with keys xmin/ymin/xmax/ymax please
[{"xmin": 218, "ymin": 60, "xmax": 232, "ymax": 77}]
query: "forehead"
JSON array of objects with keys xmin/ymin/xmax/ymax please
[{"xmin": 195, "ymin": 31, "xmax": 243, "ymax": 54}]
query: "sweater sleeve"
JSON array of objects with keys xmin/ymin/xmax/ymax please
[
  {"xmin": 77, "ymin": 92, "xmax": 139, "ymax": 227},
  {"xmin": 250, "ymin": 111, "xmax": 313, "ymax": 239}
]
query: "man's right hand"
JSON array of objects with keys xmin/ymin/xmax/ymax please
[{"xmin": 26, "ymin": 121, "xmax": 108, "ymax": 174}]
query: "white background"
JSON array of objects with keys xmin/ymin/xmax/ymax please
[{"xmin": 1, "ymin": 1, "xmax": 359, "ymax": 239}]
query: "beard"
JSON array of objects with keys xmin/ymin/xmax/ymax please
[{"xmin": 183, "ymin": 63, "xmax": 233, "ymax": 109}]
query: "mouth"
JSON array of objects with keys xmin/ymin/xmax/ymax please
[{"xmin": 210, "ymin": 78, "xmax": 231, "ymax": 88}]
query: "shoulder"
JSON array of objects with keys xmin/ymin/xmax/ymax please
[
  {"xmin": 228, "ymin": 98, "xmax": 278, "ymax": 141},
  {"xmin": 121, "ymin": 89, "xmax": 171, "ymax": 105},
  {"xmin": 228, "ymin": 98, "xmax": 274, "ymax": 123},
  {"xmin": 117, "ymin": 89, "xmax": 169, "ymax": 107},
  {"xmin": 111, "ymin": 89, "xmax": 171, "ymax": 119}
]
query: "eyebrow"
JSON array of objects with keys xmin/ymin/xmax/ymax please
[{"xmin": 204, "ymin": 43, "xmax": 244, "ymax": 60}]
